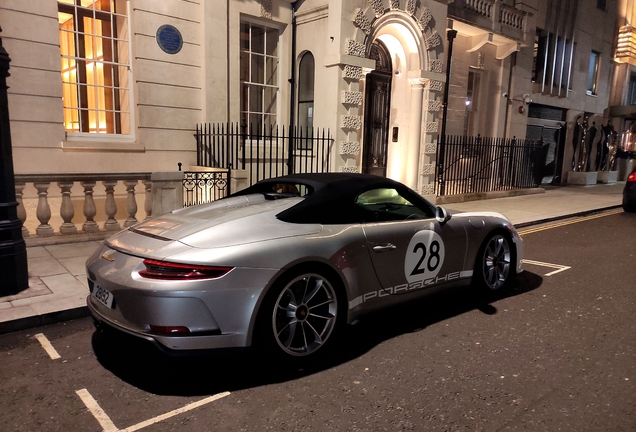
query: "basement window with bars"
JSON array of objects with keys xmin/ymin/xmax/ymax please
[
  {"xmin": 58, "ymin": 0, "xmax": 131, "ymax": 135},
  {"xmin": 240, "ymin": 21, "xmax": 279, "ymax": 129}
]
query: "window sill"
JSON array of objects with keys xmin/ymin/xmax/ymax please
[{"xmin": 62, "ymin": 133, "xmax": 145, "ymax": 152}]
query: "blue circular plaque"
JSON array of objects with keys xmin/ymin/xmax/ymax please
[{"xmin": 156, "ymin": 25, "xmax": 183, "ymax": 54}]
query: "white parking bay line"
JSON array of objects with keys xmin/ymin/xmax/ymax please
[
  {"xmin": 521, "ymin": 259, "xmax": 571, "ymax": 276},
  {"xmin": 76, "ymin": 389, "xmax": 118, "ymax": 432},
  {"xmin": 34, "ymin": 333, "xmax": 61, "ymax": 360},
  {"xmin": 76, "ymin": 388, "xmax": 231, "ymax": 432},
  {"xmin": 121, "ymin": 392, "xmax": 231, "ymax": 432}
]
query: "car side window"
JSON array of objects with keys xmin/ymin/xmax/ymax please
[
  {"xmin": 263, "ymin": 182, "xmax": 312, "ymax": 199},
  {"xmin": 355, "ymin": 188, "xmax": 431, "ymax": 222}
]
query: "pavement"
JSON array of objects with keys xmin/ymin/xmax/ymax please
[{"xmin": 0, "ymin": 182, "xmax": 626, "ymax": 334}]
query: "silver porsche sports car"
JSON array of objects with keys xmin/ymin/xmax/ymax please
[{"xmin": 86, "ymin": 173, "xmax": 523, "ymax": 360}]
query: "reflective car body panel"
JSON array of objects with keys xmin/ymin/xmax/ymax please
[
  {"xmin": 86, "ymin": 173, "xmax": 523, "ymax": 353},
  {"xmin": 623, "ymin": 168, "xmax": 636, "ymax": 212}
]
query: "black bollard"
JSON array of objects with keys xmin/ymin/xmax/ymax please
[{"xmin": 0, "ymin": 27, "xmax": 28, "ymax": 296}]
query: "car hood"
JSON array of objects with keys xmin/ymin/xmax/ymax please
[{"xmin": 106, "ymin": 194, "xmax": 322, "ymax": 254}]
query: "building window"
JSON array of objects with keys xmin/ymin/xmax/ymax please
[
  {"xmin": 628, "ymin": 72, "xmax": 636, "ymax": 105},
  {"xmin": 532, "ymin": 29, "xmax": 574, "ymax": 94},
  {"xmin": 240, "ymin": 22, "xmax": 279, "ymax": 128},
  {"xmin": 463, "ymin": 70, "xmax": 481, "ymax": 136},
  {"xmin": 58, "ymin": 0, "xmax": 131, "ymax": 134},
  {"xmin": 297, "ymin": 52, "xmax": 315, "ymax": 148},
  {"xmin": 531, "ymin": 32, "xmax": 544, "ymax": 83},
  {"xmin": 586, "ymin": 51, "xmax": 600, "ymax": 95}
]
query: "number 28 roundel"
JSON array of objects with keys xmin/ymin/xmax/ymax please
[{"xmin": 404, "ymin": 230, "xmax": 445, "ymax": 284}]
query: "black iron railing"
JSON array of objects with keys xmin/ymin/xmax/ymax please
[
  {"xmin": 195, "ymin": 122, "xmax": 333, "ymax": 186},
  {"xmin": 437, "ymin": 135, "xmax": 547, "ymax": 196},
  {"xmin": 182, "ymin": 171, "xmax": 230, "ymax": 207}
]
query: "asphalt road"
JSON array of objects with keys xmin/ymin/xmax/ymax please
[{"xmin": 1, "ymin": 210, "xmax": 634, "ymax": 432}]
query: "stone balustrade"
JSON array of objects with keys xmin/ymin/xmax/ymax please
[
  {"xmin": 457, "ymin": 0, "xmax": 527, "ymax": 34},
  {"xmin": 464, "ymin": 0, "xmax": 493, "ymax": 18},
  {"xmin": 15, "ymin": 173, "xmax": 153, "ymax": 245},
  {"xmin": 499, "ymin": 5, "xmax": 525, "ymax": 31}
]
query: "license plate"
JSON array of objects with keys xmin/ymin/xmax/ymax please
[{"xmin": 92, "ymin": 285, "xmax": 114, "ymax": 309}]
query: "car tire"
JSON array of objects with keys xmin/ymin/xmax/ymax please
[
  {"xmin": 474, "ymin": 231, "xmax": 513, "ymax": 291},
  {"xmin": 255, "ymin": 267, "xmax": 344, "ymax": 363}
]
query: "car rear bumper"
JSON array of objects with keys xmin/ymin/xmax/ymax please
[{"xmin": 88, "ymin": 297, "xmax": 251, "ymax": 352}]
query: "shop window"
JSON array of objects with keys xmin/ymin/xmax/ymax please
[
  {"xmin": 586, "ymin": 51, "xmax": 600, "ymax": 95},
  {"xmin": 58, "ymin": 0, "xmax": 131, "ymax": 134},
  {"xmin": 240, "ymin": 22, "xmax": 279, "ymax": 128}
]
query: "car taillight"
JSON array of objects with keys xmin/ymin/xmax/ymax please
[
  {"xmin": 149, "ymin": 325, "xmax": 191, "ymax": 335},
  {"xmin": 627, "ymin": 172, "xmax": 636, "ymax": 182},
  {"xmin": 139, "ymin": 259, "xmax": 233, "ymax": 280}
]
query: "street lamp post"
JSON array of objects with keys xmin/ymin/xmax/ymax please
[
  {"xmin": 0, "ymin": 27, "xmax": 28, "ymax": 296},
  {"xmin": 437, "ymin": 29, "xmax": 457, "ymax": 197}
]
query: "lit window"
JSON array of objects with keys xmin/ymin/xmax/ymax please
[
  {"xmin": 297, "ymin": 52, "xmax": 315, "ymax": 130},
  {"xmin": 58, "ymin": 0, "xmax": 130, "ymax": 134},
  {"xmin": 297, "ymin": 52, "xmax": 315, "ymax": 149},
  {"xmin": 586, "ymin": 51, "xmax": 600, "ymax": 96},
  {"xmin": 240, "ymin": 22, "xmax": 279, "ymax": 128}
]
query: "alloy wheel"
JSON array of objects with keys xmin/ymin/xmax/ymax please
[
  {"xmin": 481, "ymin": 234, "xmax": 511, "ymax": 290},
  {"xmin": 272, "ymin": 273, "xmax": 338, "ymax": 357}
]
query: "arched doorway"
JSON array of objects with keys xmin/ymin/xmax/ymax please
[{"xmin": 362, "ymin": 40, "xmax": 392, "ymax": 177}]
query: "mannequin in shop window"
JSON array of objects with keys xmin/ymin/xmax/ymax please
[
  {"xmin": 576, "ymin": 117, "xmax": 589, "ymax": 172},
  {"xmin": 586, "ymin": 121, "xmax": 598, "ymax": 171},
  {"xmin": 600, "ymin": 120, "xmax": 614, "ymax": 171}
]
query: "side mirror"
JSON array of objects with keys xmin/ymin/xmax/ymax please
[{"xmin": 436, "ymin": 206, "xmax": 452, "ymax": 225}]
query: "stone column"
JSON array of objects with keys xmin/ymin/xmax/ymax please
[
  {"xmin": 103, "ymin": 180, "xmax": 121, "ymax": 231},
  {"xmin": 143, "ymin": 180, "xmax": 153, "ymax": 220},
  {"xmin": 34, "ymin": 182, "xmax": 54, "ymax": 236},
  {"xmin": 406, "ymin": 79, "xmax": 425, "ymax": 189},
  {"xmin": 124, "ymin": 180, "xmax": 139, "ymax": 227},
  {"xmin": 15, "ymin": 182, "xmax": 28, "ymax": 237},
  {"xmin": 58, "ymin": 181, "xmax": 77, "ymax": 234},
  {"xmin": 81, "ymin": 181, "xmax": 99, "ymax": 233}
]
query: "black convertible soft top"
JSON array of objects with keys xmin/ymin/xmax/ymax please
[{"xmin": 229, "ymin": 173, "xmax": 436, "ymax": 224}]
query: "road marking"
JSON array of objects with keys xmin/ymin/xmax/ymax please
[
  {"xmin": 521, "ymin": 259, "xmax": 571, "ymax": 276},
  {"xmin": 76, "ymin": 389, "xmax": 118, "ymax": 432},
  {"xmin": 518, "ymin": 208, "xmax": 623, "ymax": 235},
  {"xmin": 34, "ymin": 333, "xmax": 61, "ymax": 360},
  {"xmin": 76, "ymin": 387, "xmax": 231, "ymax": 432},
  {"xmin": 120, "ymin": 392, "xmax": 231, "ymax": 432}
]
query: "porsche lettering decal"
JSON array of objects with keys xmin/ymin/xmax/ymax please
[{"xmin": 348, "ymin": 270, "xmax": 473, "ymax": 309}]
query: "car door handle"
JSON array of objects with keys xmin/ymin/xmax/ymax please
[{"xmin": 373, "ymin": 244, "xmax": 396, "ymax": 252}]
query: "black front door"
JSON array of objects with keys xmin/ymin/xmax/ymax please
[{"xmin": 362, "ymin": 71, "xmax": 392, "ymax": 177}]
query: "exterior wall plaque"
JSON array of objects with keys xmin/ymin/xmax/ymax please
[{"xmin": 156, "ymin": 25, "xmax": 183, "ymax": 54}]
